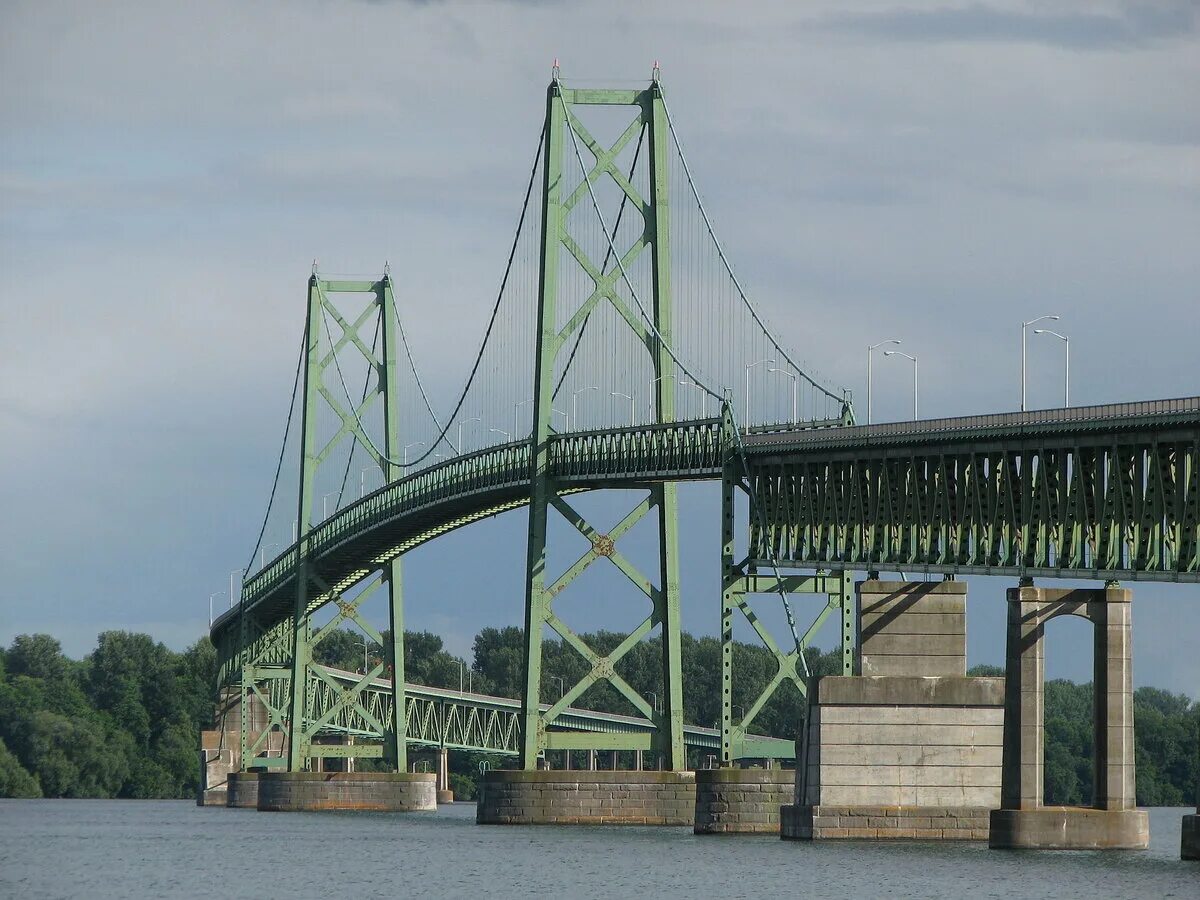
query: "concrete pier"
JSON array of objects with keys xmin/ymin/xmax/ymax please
[
  {"xmin": 256, "ymin": 772, "xmax": 437, "ymax": 812},
  {"xmin": 693, "ymin": 768, "xmax": 793, "ymax": 834},
  {"xmin": 435, "ymin": 747, "xmax": 454, "ymax": 804},
  {"xmin": 226, "ymin": 771, "xmax": 260, "ymax": 808},
  {"xmin": 476, "ymin": 770, "xmax": 696, "ymax": 825},
  {"xmin": 783, "ymin": 581, "xmax": 1005, "ymax": 841},
  {"xmin": 1186, "ymin": 770, "xmax": 1200, "ymax": 860},
  {"xmin": 989, "ymin": 585, "xmax": 1148, "ymax": 850}
]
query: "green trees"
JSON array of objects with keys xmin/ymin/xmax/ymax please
[{"xmin": 0, "ymin": 627, "xmax": 1195, "ymax": 805}]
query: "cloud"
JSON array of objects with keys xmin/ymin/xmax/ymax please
[{"xmin": 818, "ymin": 2, "xmax": 1198, "ymax": 50}]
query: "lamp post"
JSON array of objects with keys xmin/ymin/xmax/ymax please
[
  {"xmin": 867, "ymin": 340, "xmax": 901, "ymax": 425},
  {"xmin": 550, "ymin": 408, "xmax": 568, "ymax": 431},
  {"xmin": 883, "ymin": 350, "xmax": 918, "ymax": 420},
  {"xmin": 489, "ymin": 428, "xmax": 511, "ymax": 443},
  {"xmin": 514, "ymin": 399, "xmax": 533, "ymax": 436},
  {"xmin": 679, "ymin": 380, "xmax": 708, "ymax": 418},
  {"xmin": 571, "ymin": 386, "xmax": 599, "ymax": 431},
  {"xmin": 1033, "ymin": 329, "xmax": 1069, "ymax": 407},
  {"xmin": 359, "ymin": 465, "xmax": 377, "ymax": 498},
  {"xmin": 1021, "ymin": 314, "xmax": 1060, "ymax": 411},
  {"xmin": 321, "ymin": 491, "xmax": 340, "ymax": 519},
  {"xmin": 767, "ymin": 367, "xmax": 798, "ymax": 422},
  {"xmin": 259, "ymin": 543, "xmax": 277, "ymax": 568},
  {"xmin": 610, "ymin": 391, "xmax": 635, "ymax": 426},
  {"xmin": 457, "ymin": 416, "xmax": 481, "ymax": 454},
  {"xmin": 229, "ymin": 568, "xmax": 244, "ymax": 610},
  {"xmin": 209, "ymin": 592, "xmax": 224, "ymax": 626},
  {"xmin": 552, "ymin": 676, "xmax": 565, "ymax": 699},
  {"xmin": 403, "ymin": 441, "xmax": 425, "ymax": 466},
  {"xmin": 648, "ymin": 374, "xmax": 675, "ymax": 422},
  {"xmin": 352, "ymin": 637, "xmax": 369, "ymax": 675},
  {"xmin": 743, "ymin": 358, "xmax": 775, "ymax": 421},
  {"xmin": 644, "ymin": 690, "xmax": 659, "ymax": 715}
]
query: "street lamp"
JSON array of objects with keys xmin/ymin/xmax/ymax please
[
  {"xmin": 259, "ymin": 543, "xmax": 278, "ymax": 568},
  {"xmin": 767, "ymin": 368, "xmax": 798, "ymax": 422},
  {"xmin": 1033, "ymin": 329, "xmax": 1069, "ymax": 407},
  {"xmin": 644, "ymin": 690, "xmax": 659, "ymax": 715},
  {"xmin": 571, "ymin": 386, "xmax": 599, "ymax": 431},
  {"xmin": 550, "ymin": 408, "xmax": 569, "ymax": 431},
  {"xmin": 209, "ymin": 591, "xmax": 224, "ymax": 626},
  {"xmin": 321, "ymin": 491, "xmax": 340, "ymax": 519},
  {"xmin": 552, "ymin": 676, "xmax": 565, "ymax": 699},
  {"xmin": 743, "ymin": 359, "xmax": 776, "ymax": 421},
  {"xmin": 352, "ymin": 637, "xmax": 369, "ymax": 674},
  {"xmin": 514, "ymin": 399, "xmax": 533, "ymax": 436},
  {"xmin": 679, "ymin": 380, "xmax": 707, "ymax": 418},
  {"xmin": 648, "ymin": 374, "xmax": 676, "ymax": 422},
  {"xmin": 457, "ymin": 416, "xmax": 481, "ymax": 454},
  {"xmin": 359, "ymin": 465, "xmax": 377, "ymax": 498},
  {"xmin": 489, "ymin": 428, "xmax": 511, "ymax": 443},
  {"xmin": 866, "ymin": 340, "xmax": 901, "ymax": 425},
  {"xmin": 229, "ymin": 568, "xmax": 244, "ymax": 610},
  {"xmin": 883, "ymin": 350, "xmax": 918, "ymax": 420},
  {"xmin": 403, "ymin": 441, "xmax": 425, "ymax": 466},
  {"xmin": 610, "ymin": 391, "xmax": 635, "ymax": 426},
  {"xmin": 1021, "ymin": 315, "xmax": 1060, "ymax": 411}
]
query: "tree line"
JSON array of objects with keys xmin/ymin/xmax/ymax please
[{"xmin": 1, "ymin": 628, "xmax": 1195, "ymax": 805}]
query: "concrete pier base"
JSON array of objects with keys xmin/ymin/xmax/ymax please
[
  {"xmin": 256, "ymin": 772, "xmax": 437, "ymax": 812},
  {"xmin": 226, "ymin": 772, "xmax": 260, "ymax": 808},
  {"xmin": 693, "ymin": 768, "xmax": 793, "ymax": 834},
  {"xmin": 1182, "ymin": 813, "xmax": 1199, "ymax": 860},
  {"xmin": 436, "ymin": 789, "xmax": 455, "ymax": 805},
  {"xmin": 989, "ymin": 808, "xmax": 1149, "ymax": 850},
  {"xmin": 782, "ymin": 804, "xmax": 991, "ymax": 840},
  {"xmin": 476, "ymin": 770, "xmax": 696, "ymax": 825}
]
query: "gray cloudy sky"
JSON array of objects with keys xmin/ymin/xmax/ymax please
[{"xmin": 1, "ymin": 1, "xmax": 1197, "ymax": 694}]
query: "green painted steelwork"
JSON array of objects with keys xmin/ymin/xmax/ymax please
[
  {"xmin": 228, "ymin": 665, "xmax": 793, "ymax": 762},
  {"xmin": 743, "ymin": 398, "xmax": 1200, "ymax": 582},
  {"xmin": 519, "ymin": 75, "xmax": 686, "ymax": 770}
]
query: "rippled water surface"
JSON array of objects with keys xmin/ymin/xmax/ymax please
[{"xmin": 0, "ymin": 801, "xmax": 1194, "ymax": 898}]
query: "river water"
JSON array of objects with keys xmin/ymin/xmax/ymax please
[{"xmin": 0, "ymin": 801, "xmax": 1193, "ymax": 898}]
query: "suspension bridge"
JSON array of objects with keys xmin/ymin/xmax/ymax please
[{"xmin": 203, "ymin": 72, "xmax": 1199, "ymax": 854}]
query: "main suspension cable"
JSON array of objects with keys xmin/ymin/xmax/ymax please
[{"xmin": 244, "ymin": 328, "xmax": 306, "ymax": 575}]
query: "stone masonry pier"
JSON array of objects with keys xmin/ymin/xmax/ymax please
[
  {"xmin": 226, "ymin": 772, "xmax": 260, "ymax": 808},
  {"xmin": 257, "ymin": 772, "xmax": 437, "ymax": 812},
  {"xmin": 693, "ymin": 768, "xmax": 793, "ymax": 834},
  {"xmin": 783, "ymin": 580, "xmax": 1005, "ymax": 841},
  {"xmin": 477, "ymin": 770, "xmax": 696, "ymax": 825}
]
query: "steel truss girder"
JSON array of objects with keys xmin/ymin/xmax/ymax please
[{"xmin": 745, "ymin": 433, "xmax": 1200, "ymax": 581}]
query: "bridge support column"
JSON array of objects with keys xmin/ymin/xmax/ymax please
[
  {"xmin": 226, "ymin": 771, "xmax": 260, "ymax": 808},
  {"xmin": 694, "ymin": 768, "xmax": 794, "ymax": 834},
  {"xmin": 989, "ymin": 584, "xmax": 1148, "ymax": 849},
  {"xmin": 1183, "ymin": 775, "xmax": 1199, "ymax": 859},
  {"xmin": 436, "ymin": 747, "xmax": 454, "ymax": 804},
  {"xmin": 476, "ymin": 770, "xmax": 696, "ymax": 826},
  {"xmin": 783, "ymin": 580, "xmax": 1004, "ymax": 841},
  {"xmin": 257, "ymin": 772, "xmax": 436, "ymax": 812}
]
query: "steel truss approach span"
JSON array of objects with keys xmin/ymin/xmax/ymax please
[
  {"xmin": 212, "ymin": 74, "xmax": 1199, "ymax": 778},
  {"xmin": 290, "ymin": 667, "xmax": 791, "ymax": 760}
]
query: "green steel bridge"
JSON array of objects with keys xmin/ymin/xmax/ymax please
[{"xmin": 211, "ymin": 73, "xmax": 1199, "ymax": 778}]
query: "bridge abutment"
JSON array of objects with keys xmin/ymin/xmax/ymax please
[
  {"xmin": 256, "ymin": 772, "xmax": 437, "ymax": 812},
  {"xmin": 782, "ymin": 581, "xmax": 1004, "ymax": 841},
  {"xmin": 988, "ymin": 585, "xmax": 1148, "ymax": 850},
  {"xmin": 476, "ymin": 770, "xmax": 696, "ymax": 825}
]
